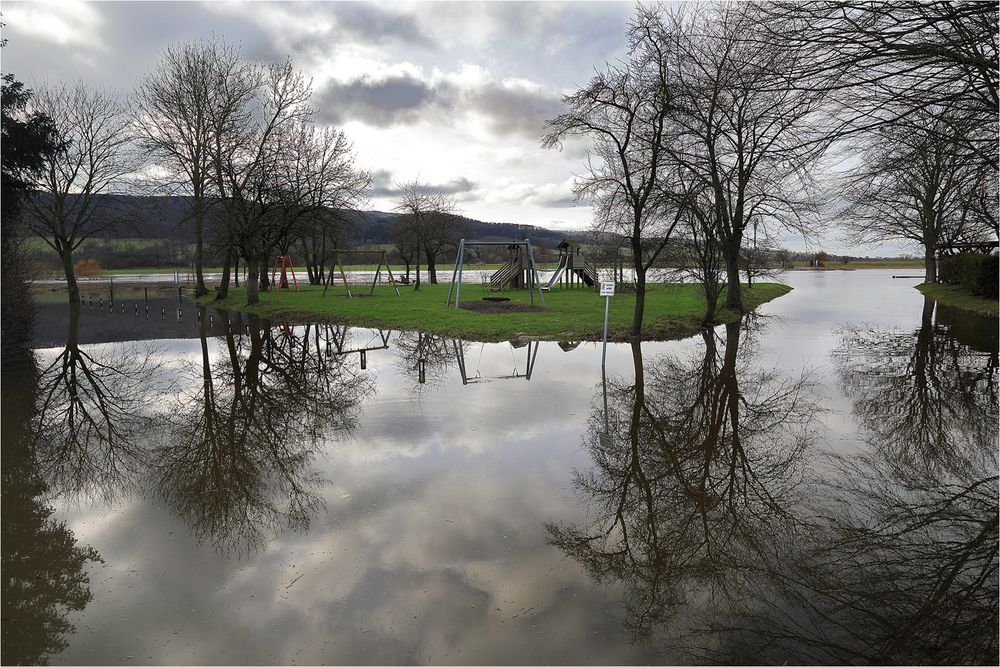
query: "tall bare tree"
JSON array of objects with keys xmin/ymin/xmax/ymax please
[
  {"xmin": 274, "ymin": 124, "xmax": 371, "ymax": 284},
  {"xmin": 135, "ymin": 39, "xmax": 244, "ymax": 297},
  {"xmin": 24, "ymin": 83, "xmax": 138, "ymax": 304},
  {"xmin": 543, "ymin": 11, "xmax": 681, "ymax": 337},
  {"xmin": 207, "ymin": 58, "xmax": 313, "ymax": 305},
  {"xmin": 652, "ymin": 3, "xmax": 830, "ymax": 312}
]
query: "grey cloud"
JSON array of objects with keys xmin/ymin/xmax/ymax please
[
  {"xmin": 463, "ymin": 83, "xmax": 564, "ymax": 137},
  {"xmin": 370, "ymin": 170, "xmax": 477, "ymax": 199},
  {"xmin": 332, "ymin": 3, "xmax": 435, "ymax": 49},
  {"xmin": 317, "ymin": 74, "xmax": 563, "ymax": 139},
  {"xmin": 317, "ymin": 73, "xmax": 437, "ymax": 126}
]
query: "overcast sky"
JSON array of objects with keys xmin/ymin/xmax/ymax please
[{"xmin": 2, "ymin": 1, "xmax": 907, "ymax": 255}]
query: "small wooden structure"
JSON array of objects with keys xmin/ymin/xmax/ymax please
[
  {"xmin": 542, "ymin": 239, "xmax": 598, "ymax": 291},
  {"xmin": 322, "ymin": 249, "xmax": 401, "ymax": 299}
]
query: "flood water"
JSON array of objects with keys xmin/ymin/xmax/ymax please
[{"xmin": 3, "ymin": 271, "xmax": 997, "ymax": 665}]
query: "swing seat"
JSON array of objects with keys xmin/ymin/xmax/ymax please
[{"xmin": 482, "ymin": 295, "xmax": 511, "ymax": 302}]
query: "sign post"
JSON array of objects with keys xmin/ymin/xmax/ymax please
[
  {"xmin": 599, "ymin": 280, "xmax": 615, "ymax": 447},
  {"xmin": 600, "ymin": 280, "xmax": 615, "ymax": 370}
]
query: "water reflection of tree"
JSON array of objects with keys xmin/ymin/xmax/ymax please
[
  {"xmin": 547, "ymin": 322, "xmax": 820, "ymax": 643},
  {"xmin": 32, "ymin": 302, "xmax": 164, "ymax": 500},
  {"xmin": 156, "ymin": 315, "xmax": 375, "ymax": 553},
  {"xmin": 833, "ymin": 296, "xmax": 998, "ymax": 477},
  {"xmin": 553, "ymin": 305, "xmax": 998, "ymax": 663},
  {"xmin": 2, "ymin": 341, "xmax": 102, "ymax": 664},
  {"xmin": 699, "ymin": 451, "xmax": 998, "ymax": 665},
  {"xmin": 394, "ymin": 331, "xmax": 467, "ymax": 391}
]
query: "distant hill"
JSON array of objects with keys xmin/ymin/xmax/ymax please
[{"xmin": 21, "ymin": 194, "xmax": 575, "ymax": 249}]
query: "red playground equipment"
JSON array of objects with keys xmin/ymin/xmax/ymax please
[{"xmin": 270, "ymin": 255, "xmax": 300, "ymax": 292}]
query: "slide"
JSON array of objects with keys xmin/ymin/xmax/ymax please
[{"xmin": 541, "ymin": 255, "xmax": 570, "ymax": 291}]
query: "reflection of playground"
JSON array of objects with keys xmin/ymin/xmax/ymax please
[
  {"xmin": 452, "ymin": 340, "xmax": 540, "ymax": 384},
  {"xmin": 320, "ymin": 325, "xmax": 392, "ymax": 370}
]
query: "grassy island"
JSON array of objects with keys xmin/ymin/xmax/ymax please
[
  {"xmin": 916, "ymin": 283, "xmax": 998, "ymax": 316},
  {"xmin": 198, "ymin": 282, "xmax": 792, "ymax": 342}
]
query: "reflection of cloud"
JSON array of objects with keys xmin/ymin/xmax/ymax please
[{"xmin": 54, "ymin": 442, "xmax": 660, "ymax": 663}]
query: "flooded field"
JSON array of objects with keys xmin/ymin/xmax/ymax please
[{"xmin": 3, "ymin": 270, "xmax": 997, "ymax": 665}]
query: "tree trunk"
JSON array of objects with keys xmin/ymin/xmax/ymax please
[
  {"xmin": 414, "ymin": 247, "xmax": 421, "ymax": 291},
  {"xmin": 60, "ymin": 246, "xmax": 80, "ymax": 305},
  {"xmin": 724, "ymin": 249, "xmax": 743, "ymax": 312},
  {"xmin": 233, "ymin": 254, "xmax": 239, "ymax": 288},
  {"xmin": 702, "ymin": 287, "xmax": 718, "ymax": 327},
  {"xmin": 246, "ymin": 257, "xmax": 260, "ymax": 305},
  {"xmin": 193, "ymin": 201, "xmax": 208, "ymax": 297},
  {"xmin": 426, "ymin": 250, "xmax": 438, "ymax": 284},
  {"xmin": 629, "ymin": 237, "xmax": 645, "ymax": 338},
  {"xmin": 258, "ymin": 258, "xmax": 269, "ymax": 293},
  {"xmin": 924, "ymin": 247, "xmax": 937, "ymax": 283},
  {"xmin": 217, "ymin": 247, "xmax": 232, "ymax": 300}
]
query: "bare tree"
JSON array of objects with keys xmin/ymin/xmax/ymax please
[
  {"xmin": 135, "ymin": 39, "xmax": 244, "ymax": 297},
  {"xmin": 274, "ymin": 124, "xmax": 371, "ymax": 285},
  {"xmin": 652, "ymin": 3, "xmax": 829, "ymax": 313},
  {"xmin": 839, "ymin": 107, "xmax": 990, "ymax": 282},
  {"xmin": 543, "ymin": 11, "xmax": 680, "ymax": 337},
  {"xmin": 392, "ymin": 180, "xmax": 461, "ymax": 289},
  {"xmin": 762, "ymin": 1, "xmax": 999, "ymax": 174},
  {"xmin": 24, "ymin": 83, "xmax": 138, "ymax": 304},
  {"xmin": 206, "ymin": 58, "xmax": 313, "ymax": 305}
]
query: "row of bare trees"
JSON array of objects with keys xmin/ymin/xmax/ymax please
[
  {"xmin": 391, "ymin": 181, "xmax": 464, "ymax": 288},
  {"xmin": 22, "ymin": 39, "xmax": 373, "ymax": 306},
  {"xmin": 546, "ymin": 2, "xmax": 998, "ymax": 336}
]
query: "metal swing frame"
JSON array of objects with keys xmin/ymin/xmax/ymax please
[
  {"xmin": 322, "ymin": 249, "xmax": 401, "ymax": 299},
  {"xmin": 445, "ymin": 239, "xmax": 545, "ymax": 308}
]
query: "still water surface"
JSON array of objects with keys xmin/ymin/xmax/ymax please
[{"xmin": 3, "ymin": 270, "xmax": 997, "ymax": 665}]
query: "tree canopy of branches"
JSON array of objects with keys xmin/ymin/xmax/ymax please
[
  {"xmin": 543, "ymin": 11, "xmax": 679, "ymax": 337},
  {"xmin": 392, "ymin": 180, "xmax": 463, "ymax": 289},
  {"xmin": 763, "ymin": 1, "xmax": 999, "ymax": 174},
  {"xmin": 838, "ymin": 106, "xmax": 995, "ymax": 281},
  {"xmin": 24, "ymin": 83, "xmax": 138, "ymax": 303}
]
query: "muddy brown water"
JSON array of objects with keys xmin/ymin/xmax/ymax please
[{"xmin": 3, "ymin": 270, "xmax": 996, "ymax": 665}]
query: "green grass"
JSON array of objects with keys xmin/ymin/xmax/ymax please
[
  {"xmin": 915, "ymin": 283, "xmax": 998, "ymax": 316},
  {"xmin": 197, "ymin": 282, "xmax": 792, "ymax": 342}
]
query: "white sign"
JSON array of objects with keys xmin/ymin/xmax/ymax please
[{"xmin": 600, "ymin": 281, "xmax": 616, "ymax": 297}]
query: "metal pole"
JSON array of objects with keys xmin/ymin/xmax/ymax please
[
  {"xmin": 454, "ymin": 241, "xmax": 466, "ymax": 308},
  {"xmin": 447, "ymin": 239, "xmax": 464, "ymax": 306},
  {"xmin": 525, "ymin": 239, "xmax": 544, "ymax": 307},
  {"xmin": 601, "ymin": 295, "xmax": 610, "ymax": 371}
]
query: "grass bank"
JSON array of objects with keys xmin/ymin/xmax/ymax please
[
  {"xmin": 198, "ymin": 282, "xmax": 792, "ymax": 342},
  {"xmin": 916, "ymin": 283, "xmax": 998, "ymax": 316}
]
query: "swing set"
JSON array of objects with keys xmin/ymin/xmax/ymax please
[
  {"xmin": 446, "ymin": 239, "xmax": 545, "ymax": 308},
  {"xmin": 322, "ymin": 249, "xmax": 401, "ymax": 299}
]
